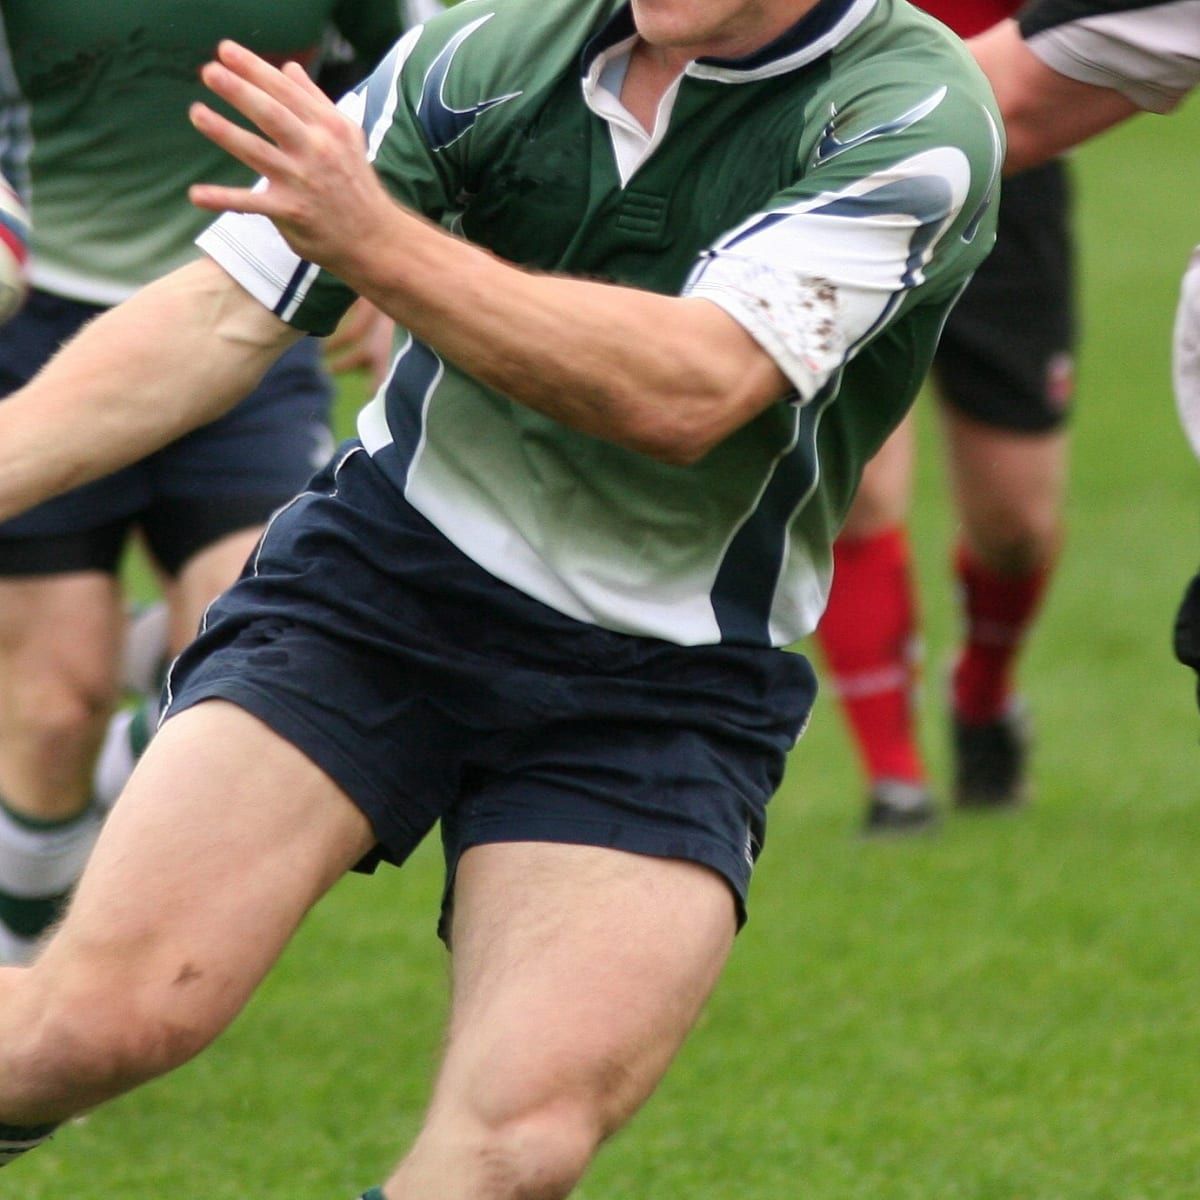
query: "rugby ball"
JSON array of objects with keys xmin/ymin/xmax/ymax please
[{"xmin": 0, "ymin": 176, "xmax": 29, "ymax": 324}]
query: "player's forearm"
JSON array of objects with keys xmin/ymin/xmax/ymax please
[
  {"xmin": 970, "ymin": 19, "xmax": 1141, "ymax": 173},
  {"xmin": 0, "ymin": 259, "xmax": 299, "ymax": 523},
  {"xmin": 346, "ymin": 207, "xmax": 787, "ymax": 464}
]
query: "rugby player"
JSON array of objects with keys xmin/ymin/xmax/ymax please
[
  {"xmin": 0, "ymin": 0, "xmax": 1001, "ymax": 1191},
  {"xmin": 0, "ymin": 1, "xmax": 415, "ymax": 964},
  {"xmin": 816, "ymin": 0, "xmax": 1078, "ymax": 831},
  {"xmin": 966, "ymin": 2, "xmax": 1200, "ymax": 709}
]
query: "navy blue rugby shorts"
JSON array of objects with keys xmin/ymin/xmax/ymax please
[
  {"xmin": 163, "ymin": 443, "xmax": 817, "ymax": 938},
  {"xmin": 0, "ymin": 288, "xmax": 333, "ymax": 576}
]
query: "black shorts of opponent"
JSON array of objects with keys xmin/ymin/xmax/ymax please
[{"xmin": 933, "ymin": 159, "xmax": 1076, "ymax": 433}]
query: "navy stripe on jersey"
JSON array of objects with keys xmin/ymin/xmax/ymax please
[
  {"xmin": 383, "ymin": 335, "xmax": 444, "ymax": 482},
  {"xmin": 711, "ymin": 385, "xmax": 835, "ymax": 644},
  {"xmin": 272, "ymin": 260, "xmax": 312, "ymax": 319},
  {"xmin": 416, "ymin": 16, "xmax": 521, "ymax": 152},
  {"xmin": 1019, "ymin": 0, "xmax": 1175, "ymax": 37},
  {"xmin": 359, "ymin": 39, "xmax": 404, "ymax": 139}
]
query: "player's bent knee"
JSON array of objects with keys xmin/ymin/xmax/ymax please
[
  {"xmin": 488, "ymin": 1104, "xmax": 598, "ymax": 1200},
  {"xmin": 421, "ymin": 1098, "xmax": 602, "ymax": 1200},
  {"xmin": 2, "ymin": 968, "xmax": 221, "ymax": 1118}
]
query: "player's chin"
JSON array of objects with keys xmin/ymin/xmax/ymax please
[{"xmin": 629, "ymin": 0, "xmax": 703, "ymax": 47}]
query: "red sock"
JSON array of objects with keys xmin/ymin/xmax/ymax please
[
  {"xmin": 816, "ymin": 526, "xmax": 924, "ymax": 786},
  {"xmin": 951, "ymin": 543, "xmax": 1051, "ymax": 724}
]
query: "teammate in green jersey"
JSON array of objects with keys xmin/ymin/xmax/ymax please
[
  {"xmin": 0, "ymin": 1, "xmax": 413, "ymax": 964},
  {"xmin": 0, "ymin": 0, "xmax": 1000, "ymax": 1190}
]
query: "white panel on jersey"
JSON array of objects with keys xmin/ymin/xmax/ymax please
[
  {"xmin": 685, "ymin": 146, "xmax": 971, "ymax": 402},
  {"xmin": 405, "ymin": 470, "xmax": 726, "ymax": 644}
]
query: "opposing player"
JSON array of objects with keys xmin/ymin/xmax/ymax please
[
  {"xmin": 0, "ymin": 0, "xmax": 1001, "ymax": 1191},
  {"xmin": 0, "ymin": 2, "xmax": 411, "ymax": 963},
  {"xmin": 814, "ymin": 0, "xmax": 1077, "ymax": 832},
  {"xmin": 966, "ymin": 2, "xmax": 1200, "ymax": 706}
]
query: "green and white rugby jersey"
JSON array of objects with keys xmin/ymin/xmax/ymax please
[
  {"xmin": 201, "ymin": 0, "xmax": 1002, "ymax": 648},
  {"xmin": 0, "ymin": 0, "xmax": 407, "ymax": 304}
]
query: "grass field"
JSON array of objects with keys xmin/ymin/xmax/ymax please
[{"xmin": 14, "ymin": 98, "xmax": 1200, "ymax": 1199}]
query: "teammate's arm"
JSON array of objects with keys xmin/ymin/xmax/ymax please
[
  {"xmin": 0, "ymin": 258, "xmax": 300, "ymax": 523},
  {"xmin": 970, "ymin": 19, "xmax": 1140, "ymax": 172}
]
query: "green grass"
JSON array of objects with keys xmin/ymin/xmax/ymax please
[{"xmin": 17, "ymin": 99, "xmax": 1200, "ymax": 1199}]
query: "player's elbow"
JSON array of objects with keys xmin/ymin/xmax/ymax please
[
  {"xmin": 997, "ymin": 112, "xmax": 1051, "ymax": 175},
  {"xmin": 612, "ymin": 381, "xmax": 754, "ymax": 467}
]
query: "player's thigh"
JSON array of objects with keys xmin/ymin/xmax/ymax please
[
  {"xmin": 434, "ymin": 841, "xmax": 736, "ymax": 1136},
  {"xmin": 38, "ymin": 699, "xmax": 377, "ymax": 1047},
  {"xmin": 839, "ymin": 412, "xmax": 916, "ymax": 538}
]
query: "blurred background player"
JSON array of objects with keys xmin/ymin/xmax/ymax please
[
  {"xmin": 969, "ymin": 0, "xmax": 1200, "ymax": 706},
  {"xmin": 0, "ymin": 1, "xmax": 413, "ymax": 963},
  {"xmin": 813, "ymin": 0, "xmax": 1077, "ymax": 833}
]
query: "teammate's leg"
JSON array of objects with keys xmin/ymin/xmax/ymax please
[
  {"xmin": 0, "ymin": 570, "xmax": 124, "ymax": 961},
  {"xmin": 0, "ymin": 699, "xmax": 375, "ymax": 1128},
  {"xmin": 377, "ymin": 841, "xmax": 736, "ymax": 1200},
  {"xmin": 815, "ymin": 415, "xmax": 935, "ymax": 832},
  {"xmin": 92, "ymin": 332, "xmax": 333, "ymax": 811}
]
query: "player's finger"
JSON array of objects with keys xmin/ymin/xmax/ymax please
[
  {"xmin": 282, "ymin": 60, "xmax": 335, "ymax": 105},
  {"xmin": 199, "ymin": 59, "xmax": 309, "ymax": 154},
  {"xmin": 188, "ymin": 181, "xmax": 278, "ymax": 217},
  {"xmin": 189, "ymin": 103, "xmax": 292, "ymax": 179},
  {"xmin": 216, "ymin": 40, "xmax": 332, "ymax": 126}
]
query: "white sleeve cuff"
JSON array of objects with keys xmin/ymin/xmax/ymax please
[{"xmin": 685, "ymin": 254, "xmax": 847, "ymax": 403}]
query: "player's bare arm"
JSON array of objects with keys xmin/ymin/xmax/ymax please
[
  {"xmin": 970, "ymin": 18, "xmax": 1141, "ymax": 173},
  {"xmin": 0, "ymin": 259, "xmax": 300, "ymax": 524},
  {"xmin": 189, "ymin": 40, "xmax": 791, "ymax": 466}
]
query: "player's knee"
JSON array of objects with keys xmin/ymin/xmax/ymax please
[
  {"xmin": 3, "ymin": 962, "xmax": 217, "ymax": 1115},
  {"xmin": 970, "ymin": 509, "xmax": 1061, "ymax": 575},
  {"xmin": 5, "ymin": 667, "xmax": 116, "ymax": 764},
  {"xmin": 439, "ymin": 1095, "xmax": 603, "ymax": 1200}
]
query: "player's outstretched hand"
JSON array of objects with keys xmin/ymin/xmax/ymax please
[{"xmin": 189, "ymin": 40, "xmax": 393, "ymax": 285}]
